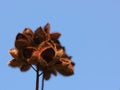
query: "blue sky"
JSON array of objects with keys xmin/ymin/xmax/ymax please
[{"xmin": 0, "ymin": 0, "xmax": 120, "ymax": 90}]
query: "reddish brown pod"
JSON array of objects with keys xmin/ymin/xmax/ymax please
[{"xmin": 8, "ymin": 23, "xmax": 75, "ymax": 90}]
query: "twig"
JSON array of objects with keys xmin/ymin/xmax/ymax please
[
  {"xmin": 41, "ymin": 73, "xmax": 44, "ymax": 90},
  {"xmin": 31, "ymin": 64, "xmax": 37, "ymax": 72},
  {"xmin": 26, "ymin": 61, "xmax": 37, "ymax": 72},
  {"xmin": 39, "ymin": 72, "xmax": 43, "ymax": 77},
  {"xmin": 36, "ymin": 65, "xmax": 39, "ymax": 90}
]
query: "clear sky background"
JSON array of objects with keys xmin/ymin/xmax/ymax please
[{"xmin": 0, "ymin": 0, "xmax": 120, "ymax": 90}]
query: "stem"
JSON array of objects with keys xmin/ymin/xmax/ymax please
[
  {"xmin": 41, "ymin": 73, "xmax": 44, "ymax": 90},
  {"xmin": 39, "ymin": 72, "xmax": 43, "ymax": 77},
  {"xmin": 36, "ymin": 65, "xmax": 39, "ymax": 90},
  {"xmin": 31, "ymin": 64, "xmax": 37, "ymax": 72}
]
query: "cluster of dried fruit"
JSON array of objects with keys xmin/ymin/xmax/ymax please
[{"xmin": 8, "ymin": 23, "xmax": 75, "ymax": 80}]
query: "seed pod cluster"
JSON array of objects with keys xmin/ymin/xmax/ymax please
[{"xmin": 8, "ymin": 23, "xmax": 75, "ymax": 80}]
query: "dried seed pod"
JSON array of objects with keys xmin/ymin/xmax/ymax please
[
  {"xmin": 44, "ymin": 23, "xmax": 50, "ymax": 39},
  {"xmin": 71, "ymin": 62, "xmax": 75, "ymax": 66},
  {"xmin": 38, "ymin": 64, "xmax": 43, "ymax": 70},
  {"xmin": 8, "ymin": 23, "xmax": 75, "ymax": 79},
  {"xmin": 50, "ymin": 32, "xmax": 61, "ymax": 40},
  {"xmin": 44, "ymin": 23, "xmax": 50, "ymax": 34},
  {"xmin": 57, "ymin": 64, "xmax": 74, "ymax": 76},
  {"xmin": 29, "ymin": 50, "xmax": 47, "ymax": 66},
  {"xmin": 38, "ymin": 40, "xmax": 56, "ymax": 50},
  {"xmin": 9, "ymin": 48, "xmax": 18, "ymax": 59},
  {"xmin": 43, "ymin": 68, "xmax": 57, "ymax": 80},
  {"xmin": 55, "ymin": 58, "xmax": 74, "ymax": 76},
  {"xmin": 7, "ymin": 59, "xmax": 22, "ymax": 67},
  {"xmin": 56, "ymin": 48, "xmax": 65, "ymax": 58},
  {"xmin": 23, "ymin": 28, "xmax": 34, "ymax": 38},
  {"xmin": 16, "ymin": 33, "xmax": 26, "ymax": 40},
  {"xmin": 38, "ymin": 41, "xmax": 56, "ymax": 63},
  {"xmin": 22, "ymin": 47, "xmax": 36, "ymax": 58},
  {"xmin": 41, "ymin": 48, "xmax": 55, "ymax": 63},
  {"xmin": 27, "ymin": 50, "xmax": 40, "ymax": 64},
  {"xmin": 34, "ymin": 27, "xmax": 47, "ymax": 45},
  {"xmin": 27, "ymin": 59, "xmax": 38, "ymax": 65},
  {"xmin": 44, "ymin": 71, "xmax": 51, "ymax": 80},
  {"xmin": 20, "ymin": 63, "xmax": 31, "ymax": 72},
  {"xmin": 47, "ymin": 40, "xmax": 55, "ymax": 47},
  {"xmin": 15, "ymin": 33, "xmax": 33, "ymax": 49},
  {"xmin": 50, "ymin": 69, "xmax": 57, "ymax": 76}
]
